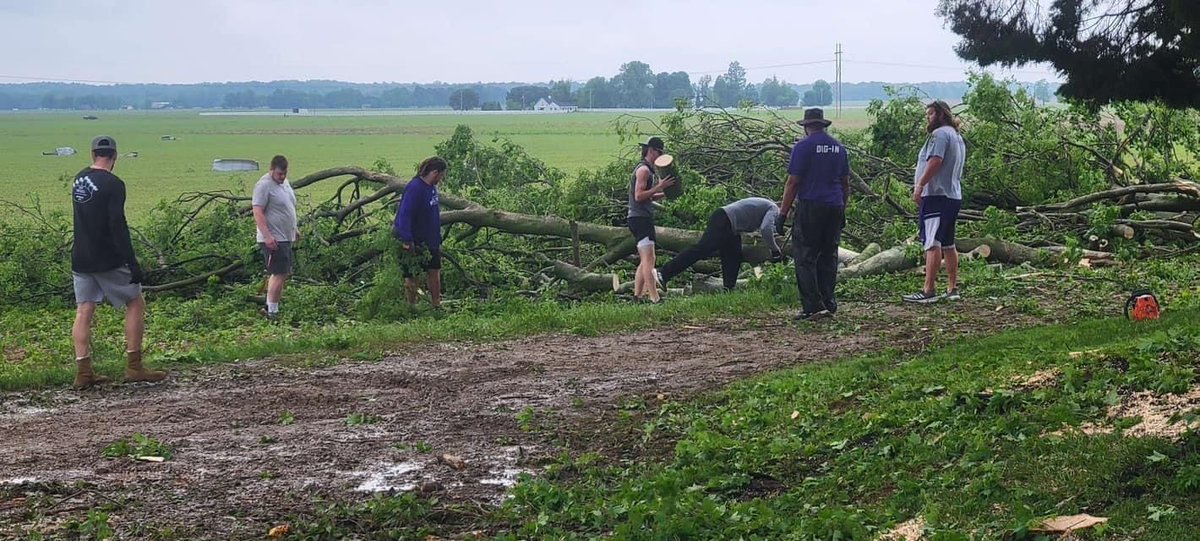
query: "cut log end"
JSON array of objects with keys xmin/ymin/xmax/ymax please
[
  {"xmin": 1112, "ymin": 224, "xmax": 1135, "ymax": 239},
  {"xmin": 963, "ymin": 244, "xmax": 991, "ymax": 261}
]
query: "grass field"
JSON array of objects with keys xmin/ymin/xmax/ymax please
[{"xmin": 0, "ymin": 108, "xmax": 873, "ymax": 215}]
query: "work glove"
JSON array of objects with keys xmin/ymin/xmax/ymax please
[
  {"xmin": 774, "ymin": 215, "xmax": 787, "ymax": 237},
  {"xmin": 129, "ymin": 261, "xmax": 145, "ymax": 285}
]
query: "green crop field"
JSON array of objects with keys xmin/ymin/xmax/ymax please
[{"xmin": 0, "ymin": 108, "xmax": 872, "ymax": 216}]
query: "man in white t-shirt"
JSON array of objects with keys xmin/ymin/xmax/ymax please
[{"xmin": 252, "ymin": 155, "xmax": 299, "ymax": 319}]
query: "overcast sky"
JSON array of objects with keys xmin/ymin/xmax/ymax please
[{"xmin": 0, "ymin": 0, "xmax": 1061, "ymax": 85}]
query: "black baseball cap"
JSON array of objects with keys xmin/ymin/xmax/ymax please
[
  {"xmin": 638, "ymin": 136, "xmax": 666, "ymax": 152},
  {"xmin": 91, "ymin": 135, "xmax": 117, "ymax": 152}
]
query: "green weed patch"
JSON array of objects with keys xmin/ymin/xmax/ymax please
[{"xmin": 490, "ymin": 310, "xmax": 1200, "ymax": 539}]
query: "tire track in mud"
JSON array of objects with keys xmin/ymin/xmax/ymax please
[{"xmin": 0, "ymin": 302, "xmax": 1029, "ymax": 539}]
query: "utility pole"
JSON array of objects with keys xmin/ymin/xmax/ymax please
[{"xmin": 835, "ymin": 43, "xmax": 843, "ymax": 119}]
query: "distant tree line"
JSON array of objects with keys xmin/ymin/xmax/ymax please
[
  {"xmin": 0, "ymin": 62, "xmax": 1058, "ymax": 111},
  {"xmin": 219, "ymin": 85, "xmax": 503, "ymax": 110},
  {"xmin": 0, "ymin": 81, "xmax": 514, "ymax": 111}
]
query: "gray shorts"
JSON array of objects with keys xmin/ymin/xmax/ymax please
[
  {"xmin": 73, "ymin": 266, "xmax": 142, "ymax": 308},
  {"xmin": 260, "ymin": 241, "xmax": 294, "ymax": 275}
]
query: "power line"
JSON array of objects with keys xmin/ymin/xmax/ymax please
[
  {"xmin": 0, "ymin": 74, "xmax": 137, "ymax": 85},
  {"xmin": 844, "ymin": 59, "xmax": 1061, "ymax": 78},
  {"xmin": 684, "ymin": 59, "xmax": 835, "ymax": 76}
]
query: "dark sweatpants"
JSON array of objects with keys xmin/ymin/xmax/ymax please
[
  {"xmin": 660, "ymin": 209, "xmax": 743, "ymax": 290},
  {"xmin": 793, "ymin": 200, "xmax": 844, "ymax": 314}
]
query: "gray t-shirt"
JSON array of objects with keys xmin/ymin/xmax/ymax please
[
  {"xmin": 252, "ymin": 174, "xmax": 298, "ymax": 243},
  {"xmin": 627, "ymin": 162, "xmax": 658, "ymax": 218},
  {"xmin": 915, "ymin": 126, "xmax": 965, "ymax": 200},
  {"xmin": 721, "ymin": 197, "xmax": 782, "ymax": 254}
]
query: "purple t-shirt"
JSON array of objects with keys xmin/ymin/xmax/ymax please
[
  {"xmin": 393, "ymin": 177, "xmax": 441, "ymax": 250},
  {"xmin": 787, "ymin": 131, "xmax": 850, "ymax": 207}
]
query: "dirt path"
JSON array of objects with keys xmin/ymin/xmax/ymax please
[{"xmin": 0, "ymin": 302, "xmax": 1033, "ymax": 539}]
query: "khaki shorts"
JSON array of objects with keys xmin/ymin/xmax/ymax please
[{"xmin": 73, "ymin": 266, "xmax": 142, "ymax": 308}]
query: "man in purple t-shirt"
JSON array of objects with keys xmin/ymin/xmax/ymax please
[{"xmin": 780, "ymin": 108, "xmax": 850, "ymax": 322}]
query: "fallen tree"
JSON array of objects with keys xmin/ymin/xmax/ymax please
[
  {"xmin": 139, "ymin": 127, "xmax": 1198, "ymax": 298},
  {"xmin": 183, "ymin": 166, "xmax": 1127, "ymax": 295}
]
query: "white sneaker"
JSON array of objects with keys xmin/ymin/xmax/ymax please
[{"xmin": 902, "ymin": 291, "xmax": 941, "ymax": 304}]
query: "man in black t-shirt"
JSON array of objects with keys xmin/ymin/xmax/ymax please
[{"xmin": 70, "ymin": 135, "xmax": 167, "ymax": 389}]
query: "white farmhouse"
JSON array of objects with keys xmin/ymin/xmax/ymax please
[{"xmin": 533, "ymin": 97, "xmax": 578, "ymax": 112}]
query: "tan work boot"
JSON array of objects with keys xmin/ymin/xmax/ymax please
[
  {"xmin": 73, "ymin": 356, "xmax": 110, "ymax": 390},
  {"xmin": 124, "ymin": 350, "xmax": 167, "ymax": 383}
]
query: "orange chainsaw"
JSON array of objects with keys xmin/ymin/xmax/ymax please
[{"xmin": 1124, "ymin": 289, "xmax": 1161, "ymax": 321}]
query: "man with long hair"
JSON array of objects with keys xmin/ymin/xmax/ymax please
[{"xmin": 904, "ymin": 100, "xmax": 966, "ymax": 303}]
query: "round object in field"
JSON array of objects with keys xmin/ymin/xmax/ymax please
[{"xmin": 653, "ymin": 154, "xmax": 683, "ymax": 199}]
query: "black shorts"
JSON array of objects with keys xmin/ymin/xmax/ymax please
[
  {"xmin": 260, "ymin": 241, "xmax": 294, "ymax": 275},
  {"xmin": 627, "ymin": 217, "xmax": 656, "ymax": 245},
  {"xmin": 918, "ymin": 196, "xmax": 962, "ymax": 250},
  {"xmin": 402, "ymin": 246, "xmax": 442, "ymax": 278}
]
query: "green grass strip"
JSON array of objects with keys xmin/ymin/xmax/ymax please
[
  {"xmin": 0, "ymin": 289, "xmax": 783, "ymax": 391},
  {"xmin": 485, "ymin": 309, "xmax": 1200, "ymax": 539}
]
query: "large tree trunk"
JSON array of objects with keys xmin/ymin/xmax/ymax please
[
  {"xmin": 440, "ymin": 202, "xmax": 793, "ymax": 266},
  {"xmin": 839, "ymin": 246, "xmax": 914, "ymax": 279},
  {"xmin": 957, "ymin": 238, "xmax": 1114, "ymax": 265},
  {"xmin": 1019, "ymin": 181, "xmax": 1200, "ymax": 212},
  {"xmin": 847, "ymin": 243, "xmax": 882, "ymax": 266}
]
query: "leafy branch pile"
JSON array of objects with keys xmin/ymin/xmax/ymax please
[{"xmin": 647, "ymin": 73, "xmax": 1200, "ymax": 259}]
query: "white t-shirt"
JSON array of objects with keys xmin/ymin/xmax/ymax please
[{"xmin": 252, "ymin": 174, "xmax": 298, "ymax": 242}]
